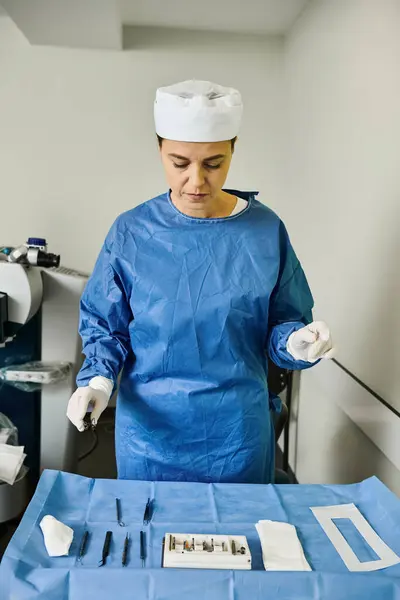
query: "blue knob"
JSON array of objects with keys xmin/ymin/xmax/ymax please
[{"xmin": 27, "ymin": 238, "xmax": 46, "ymax": 246}]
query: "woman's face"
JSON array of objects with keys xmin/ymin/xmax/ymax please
[{"xmin": 160, "ymin": 139, "xmax": 234, "ymax": 209}]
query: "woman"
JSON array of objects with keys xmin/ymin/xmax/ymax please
[{"xmin": 67, "ymin": 80, "xmax": 334, "ymax": 484}]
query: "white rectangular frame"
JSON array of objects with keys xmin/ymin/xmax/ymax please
[{"xmin": 311, "ymin": 503, "xmax": 400, "ymax": 572}]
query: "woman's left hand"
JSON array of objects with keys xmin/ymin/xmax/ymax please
[{"xmin": 286, "ymin": 321, "xmax": 336, "ymax": 363}]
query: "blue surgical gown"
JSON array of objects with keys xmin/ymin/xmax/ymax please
[{"xmin": 77, "ymin": 191, "xmax": 314, "ymax": 483}]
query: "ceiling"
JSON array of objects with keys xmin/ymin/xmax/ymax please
[
  {"xmin": 118, "ymin": 0, "xmax": 310, "ymax": 35},
  {"xmin": 0, "ymin": 0, "xmax": 310, "ymax": 49}
]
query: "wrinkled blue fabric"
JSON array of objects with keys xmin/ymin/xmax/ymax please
[
  {"xmin": 77, "ymin": 191, "xmax": 315, "ymax": 483},
  {"xmin": 1, "ymin": 472, "xmax": 400, "ymax": 600}
]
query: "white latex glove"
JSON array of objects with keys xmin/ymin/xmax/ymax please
[
  {"xmin": 66, "ymin": 376, "xmax": 113, "ymax": 432},
  {"xmin": 286, "ymin": 321, "xmax": 335, "ymax": 363}
]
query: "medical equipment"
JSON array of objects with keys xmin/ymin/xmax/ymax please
[
  {"xmin": 143, "ymin": 497, "xmax": 152, "ymax": 525},
  {"xmin": 311, "ymin": 503, "xmax": 400, "ymax": 572},
  {"xmin": 116, "ymin": 498, "xmax": 125, "ymax": 527},
  {"xmin": 0, "ymin": 259, "xmax": 43, "ymax": 344},
  {"xmin": 1, "ymin": 361, "xmax": 71, "ymax": 386},
  {"xmin": 67, "ymin": 379, "xmax": 112, "ymax": 433},
  {"xmin": 0, "ymin": 254, "xmax": 88, "ymax": 510},
  {"xmin": 140, "ymin": 530, "xmax": 146, "ymax": 567},
  {"xmin": 4, "ymin": 238, "xmax": 60, "ymax": 269},
  {"xmin": 83, "ymin": 416, "xmax": 96, "ymax": 431},
  {"xmin": 0, "ymin": 292, "xmax": 7, "ymax": 345},
  {"xmin": 162, "ymin": 534, "xmax": 252, "ymax": 570},
  {"xmin": 122, "ymin": 533, "xmax": 129, "ymax": 567},
  {"xmin": 78, "ymin": 531, "xmax": 89, "ymax": 563},
  {"xmin": 99, "ymin": 531, "xmax": 112, "ymax": 567},
  {"xmin": 3, "ymin": 471, "xmax": 400, "ymax": 600}
]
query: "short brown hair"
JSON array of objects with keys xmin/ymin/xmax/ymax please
[{"xmin": 157, "ymin": 135, "xmax": 236, "ymax": 151}]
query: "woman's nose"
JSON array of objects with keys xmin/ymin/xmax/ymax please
[{"xmin": 189, "ymin": 165, "xmax": 206, "ymax": 188}]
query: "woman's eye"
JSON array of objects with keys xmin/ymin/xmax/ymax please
[{"xmin": 172, "ymin": 162, "xmax": 222, "ymax": 170}]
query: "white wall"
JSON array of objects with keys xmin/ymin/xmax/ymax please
[
  {"xmin": 3, "ymin": 3, "xmax": 399, "ymax": 491},
  {"xmin": 283, "ymin": 365, "xmax": 400, "ymax": 495},
  {"xmin": 283, "ymin": 0, "xmax": 400, "ymax": 409},
  {"xmin": 282, "ymin": 0, "xmax": 400, "ymax": 491},
  {"xmin": 0, "ymin": 17, "xmax": 284, "ymax": 273}
]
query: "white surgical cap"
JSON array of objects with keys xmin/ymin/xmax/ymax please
[{"xmin": 154, "ymin": 80, "xmax": 243, "ymax": 143}]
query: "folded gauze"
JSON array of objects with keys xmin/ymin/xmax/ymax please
[
  {"xmin": 40, "ymin": 515, "xmax": 74, "ymax": 557},
  {"xmin": 255, "ymin": 520, "xmax": 311, "ymax": 571},
  {"xmin": 0, "ymin": 443, "xmax": 26, "ymax": 485}
]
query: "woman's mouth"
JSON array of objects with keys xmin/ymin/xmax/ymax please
[{"xmin": 186, "ymin": 193, "xmax": 208, "ymax": 201}]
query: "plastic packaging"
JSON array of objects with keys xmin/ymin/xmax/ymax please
[
  {"xmin": 0, "ymin": 413, "xmax": 18, "ymax": 445},
  {"xmin": 0, "ymin": 361, "xmax": 72, "ymax": 391}
]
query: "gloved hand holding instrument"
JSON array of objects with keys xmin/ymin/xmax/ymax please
[{"xmin": 66, "ymin": 376, "xmax": 113, "ymax": 432}]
